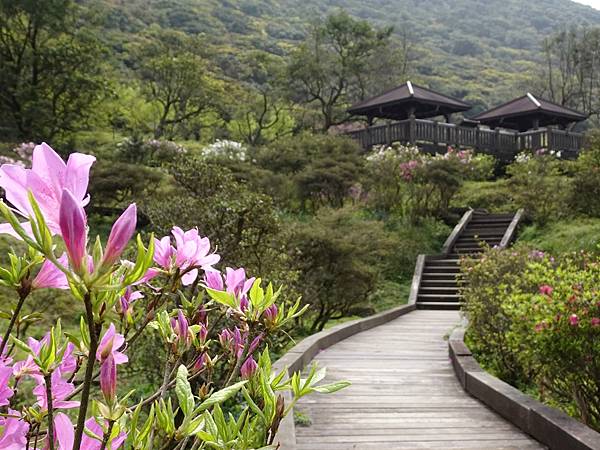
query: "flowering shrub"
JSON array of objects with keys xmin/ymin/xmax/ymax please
[
  {"xmin": 202, "ymin": 140, "xmax": 247, "ymax": 162},
  {"xmin": 0, "ymin": 143, "xmax": 348, "ymax": 449},
  {"xmin": 461, "ymin": 246, "xmax": 600, "ymax": 430},
  {"xmin": 365, "ymin": 145, "xmax": 494, "ymax": 219}
]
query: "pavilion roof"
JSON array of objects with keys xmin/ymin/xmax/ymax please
[
  {"xmin": 348, "ymin": 81, "xmax": 471, "ymax": 120},
  {"xmin": 472, "ymin": 93, "xmax": 588, "ymax": 131}
]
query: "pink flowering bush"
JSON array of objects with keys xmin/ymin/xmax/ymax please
[
  {"xmin": 461, "ymin": 246, "xmax": 600, "ymax": 431},
  {"xmin": 365, "ymin": 144, "xmax": 495, "ymax": 219},
  {"xmin": 0, "ymin": 143, "xmax": 348, "ymax": 449}
]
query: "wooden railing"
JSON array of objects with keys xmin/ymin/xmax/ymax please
[{"xmin": 345, "ymin": 117, "xmax": 585, "ymax": 157}]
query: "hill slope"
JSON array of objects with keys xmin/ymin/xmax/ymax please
[{"xmin": 95, "ymin": 0, "xmax": 600, "ymax": 110}]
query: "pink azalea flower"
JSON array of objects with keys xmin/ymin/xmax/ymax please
[
  {"xmin": 33, "ymin": 369, "xmax": 79, "ymax": 410},
  {"xmin": 59, "ymin": 189, "xmax": 88, "ymax": 272},
  {"xmin": 117, "ymin": 287, "xmax": 143, "ymax": 320},
  {"xmin": 204, "ymin": 271, "xmax": 224, "ymax": 291},
  {"xmin": 592, "ymin": 317, "xmax": 600, "ymax": 327},
  {"xmin": 81, "ymin": 417, "xmax": 127, "ymax": 450},
  {"xmin": 52, "ymin": 412, "xmax": 74, "ymax": 450},
  {"xmin": 539, "ymin": 284, "xmax": 553, "ymax": 296},
  {"xmin": 102, "ymin": 203, "xmax": 137, "ymax": 267},
  {"xmin": 0, "ymin": 410, "xmax": 29, "ymax": 449},
  {"xmin": 569, "ymin": 314, "xmax": 579, "ymax": 326},
  {"xmin": 154, "ymin": 227, "xmax": 220, "ymax": 285},
  {"xmin": 32, "ymin": 254, "xmax": 69, "ymax": 290},
  {"xmin": 0, "ymin": 363, "xmax": 13, "ymax": 406},
  {"xmin": 97, "ymin": 324, "xmax": 128, "ymax": 365},
  {"xmin": 0, "ymin": 143, "xmax": 95, "ymax": 237},
  {"xmin": 225, "ymin": 267, "xmax": 255, "ymax": 298},
  {"xmin": 240, "ymin": 357, "xmax": 258, "ymax": 379}
]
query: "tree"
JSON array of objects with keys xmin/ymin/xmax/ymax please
[
  {"xmin": 287, "ymin": 10, "xmax": 408, "ymax": 131},
  {"xmin": 0, "ymin": 0, "xmax": 108, "ymax": 141},
  {"xmin": 228, "ymin": 51, "xmax": 294, "ymax": 146},
  {"xmin": 132, "ymin": 29, "xmax": 224, "ymax": 139},
  {"xmin": 535, "ymin": 27, "xmax": 600, "ymax": 122}
]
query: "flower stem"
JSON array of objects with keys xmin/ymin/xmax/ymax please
[
  {"xmin": 0, "ymin": 290, "xmax": 29, "ymax": 356},
  {"xmin": 72, "ymin": 293, "xmax": 100, "ymax": 450},
  {"xmin": 45, "ymin": 373, "xmax": 55, "ymax": 450},
  {"xmin": 98, "ymin": 420, "xmax": 114, "ymax": 450}
]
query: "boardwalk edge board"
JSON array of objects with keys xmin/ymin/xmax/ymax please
[
  {"xmin": 449, "ymin": 328, "xmax": 600, "ymax": 450},
  {"xmin": 273, "ymin": 303, "xmax": 417, "ymax": 449},
  {"xmin": 441, "ymin": 208, "xmax": 473, "ymax": 255}
]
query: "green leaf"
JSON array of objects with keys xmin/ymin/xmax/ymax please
[
  {"xmin": 194, "ymin": 380, "xmax": 247, "ymax": 414},
  {"xmin": 175, "ymin": 365, "xmax": 195, "ymax": 416},
  {"xmin": 312, "ymin": 380, "xmax": 351, "ymax": 394},
  {"xmin": 205, "ymin": 288, "xmax": 237, "ymax": 309}
]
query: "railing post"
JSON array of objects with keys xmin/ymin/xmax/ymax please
[
  {"xmin": 409, "ymin": 114, "xmax": 416, "ymax": 145},
  {"xmin": 432, "ymin": 121, "xmax": 438, "ymax": 147},
  {"xmin": 386, "ymin": 121, "xmax": 392, "ymax": 146},
  {"xmin": 475, "ymin": 128, "xmax": 480, "ymax": 150},
  {"xmin": 495, "ymin": 128, "xmax": 501, "ymax": 152}
]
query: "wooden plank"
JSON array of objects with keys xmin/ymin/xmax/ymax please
[{"xmin": 295, "ymin": 310, "xmax": 545, "ymax": 449}]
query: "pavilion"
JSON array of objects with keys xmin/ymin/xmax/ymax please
[
  {"xmin": 347, "ymin": 81, "xmax": 471, "ymax": 123},
  {"xmin": 472, "ymin": 93, "xmax": 588, "ymax": 132}
]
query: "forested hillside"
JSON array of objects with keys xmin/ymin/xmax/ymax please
[{"xmin": 92, "ymin": 0, "xmax": 600, "ymax": 109}]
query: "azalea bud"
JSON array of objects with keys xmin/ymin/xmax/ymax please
[
  {"xmin": 59, "ymin": 189, "xmax": 87, "ymax": 272},
  {"xmin": 539, "ymin": 284, "xmax": 553, "ymax": 296},
  {"xmin": 172, "ymin": 310, "xmax": 191, "ymax": 347},
  {"xmin": 198, "ymin": 324, "xmax": 208, "ymax": 344},
  {"xmin": 219, "ymin": 329, "xmax": 232, "ymax": 350},
  {"xmin": 193, "ymin": 353, "xmax": 208, "ymax": 372},
  {"xmin": 263, "ymin": 304, "xmax": 278, "ymax": 328},
  {"xmin": 591, "ymin": 317, "xmax": 600, "ymax": 327},
  {"xmin": 240, "ymin": 357, "xmax": 258, "ymax": 379},
  {"xmin": 102, "ymin": 203, "xmax": 137, "ymax": 267},
  {"xmin": 240, "ymin": 295, "xmax": 249, "ymax": 312},
  {"xmin": 100, "ymin": 354, "xmax": 117, "ymax": 403}
]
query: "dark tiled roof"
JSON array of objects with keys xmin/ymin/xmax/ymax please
[
  {"xmin": 473, "ymin": 93, "xmax": 588, "ymax": 122},
  {"xmin": 348, "ymin": 81, "xmax": 471, "ymax": 114}
]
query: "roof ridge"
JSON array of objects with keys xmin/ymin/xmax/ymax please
[{"xmin": 472, "ymin": 94, "xmax": 530, "ymax": 119}]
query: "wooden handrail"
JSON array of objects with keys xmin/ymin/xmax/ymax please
[
  {"xmin": 442, "ymin": 209, "xmax": 473, "ymax": 254},
  {"xmin": 407, "ymin": 254, "xmax": 426, "ymax": 305},
  {"xmin": 499, "ymin": 208, "xmax": 524, "ymax": 248},
  {"xmin": 344, "ymin": 121, "xmax": 584, "ymax": 155}
]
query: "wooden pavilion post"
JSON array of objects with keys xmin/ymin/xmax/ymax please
[{"xmin": 408, "ymin": 113, "xmax": 416, "ymax": 145}]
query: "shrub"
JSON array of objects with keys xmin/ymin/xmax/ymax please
[
  {"xmin": 506, "ymin": 151, "xmax": 572, "ymax": 225},
  {"xmin": 289, "ymin": 207, "xmax": 398, "ymax": 332},
  {"xmin": 253, "ymin": 133, "xmax": 364, "ymax": 210},
  {"xmin": 0, "ymin": 143, "xmax": 349, "ymax": 448},
  {"xmin": 462, "ymin": 247, "xmax": 600, "ymax": 430},
  {"xmin": 365, "ymin": 145, "xmax": 491, "ymax": 220},
  {"xmin": 570, "ymin": 144, "xmax": 600, "ymax": 217}
]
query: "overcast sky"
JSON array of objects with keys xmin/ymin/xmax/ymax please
[{"xmin": 573, "ymin": 0, "xmax": 600, "ymax": 9}]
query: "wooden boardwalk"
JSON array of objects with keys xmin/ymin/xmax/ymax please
[{"xmin": 295, "ymin": 310, "xmax": 545, "ymax": 450}]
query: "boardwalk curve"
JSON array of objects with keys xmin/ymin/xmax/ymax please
[{"xmin": 295, "ymin": 310, "xmax": 545, "ymax": 449}]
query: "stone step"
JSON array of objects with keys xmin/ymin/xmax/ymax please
[
  {"xmin": 419, "ymin": 287, "xmax": 460, "ymax": 295},
  {"xmin": 416, "ymin": 301, "xmax": 461, "ymax": 310},
  {"xmin": 421, "ymin": 272, "xmax": 464, "ymax": 280},
  {"xmin": 420, "ymin": 279, "xmax": 460, "ymax": 287},
  {"xmin": 417, "ymin": 294, "xmax": 462, "ymax": 301},
  {"xmin": 422, "ymin": 266, "xmax": 461, "ymax": 273}
]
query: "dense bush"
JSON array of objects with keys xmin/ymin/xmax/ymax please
[
  {"xmin": 570, "ymin": 144, "xmax": 600, "ymax": 217},
  {"xmin": 253, "ymin": 133, "xmax": 364, "ymax": 211},
  {"xmin": 506, "ymin": 151, "xmax": 572, "ymax": 225},
  {"xmin": 462, "ymin": 247, "xmax": 600, "ymax": 430},
  {"xmin": 289, "ymin": 207, "xmax": 398, "ymax": 332}
]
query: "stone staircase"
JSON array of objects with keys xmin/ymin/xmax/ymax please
[{"xmin": 410, "ymin": 210, "xmax": 523, "ymax": 310}]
